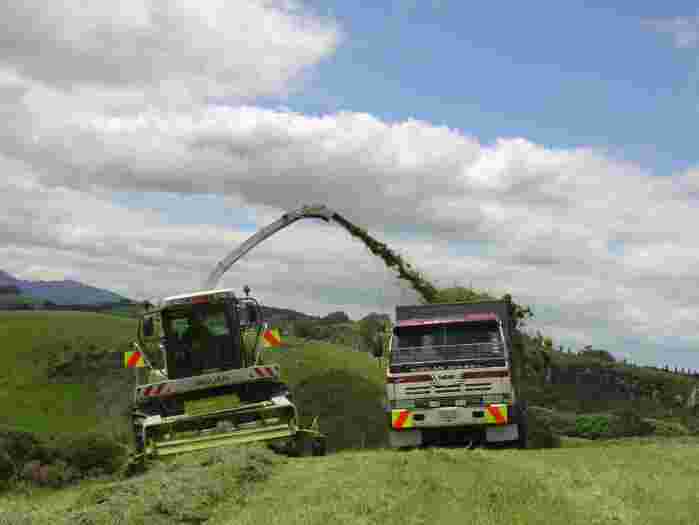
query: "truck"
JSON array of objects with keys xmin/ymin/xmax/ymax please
[{"xmin": 384, "ymin": 299, "xmax": 527, "ymax": 449}]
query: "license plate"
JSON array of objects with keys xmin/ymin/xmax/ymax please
[
  {"xmin": 486, "ymin": 424, "xmax": 519, "ymax": 443},
  {"xmin": 438, "ymin": 408, "xmax": 458, "ymax": 421},
  {"xmin": 185, "ymin": 393, "xmax": 241, "ymax": 415}
]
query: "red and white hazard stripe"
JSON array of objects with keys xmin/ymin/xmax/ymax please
[
  {"xmin": 140, "ymin": 383, "xmax": 175, "ymax": 397},
  {"xmin": 254, "ymin": 366, "xmax": 277, "ymax": 378}
]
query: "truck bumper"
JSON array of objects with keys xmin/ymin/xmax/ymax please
[
  {"xmin": 386, "ymin": 403, "xmax": 525, "ymax": 447},
  {"xmin": 388, "ymin": 424, "xmax": 520, "ymax": 448},
  {"xmin": 389, "ymin": 404, "xmax": 511, "ymax": 429}
]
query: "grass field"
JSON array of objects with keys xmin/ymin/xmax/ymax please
[
  {"xmin": 3, "ymin": 312, "xmax": 699, "ymax": 524},
  {"xmin": 0, "ymin": 312, "xmax": 382, "ymax": 443},
  {"xmin": 2, "ymin": 437, "xmax": 698, "ymax": 525},
  {"xmin": 263, "ymin": 336, "xmax": 384, "ymax": 389},
  {"xmin": 0, "ymin": 311, "xmax": 136, "ymax": 435},
  {"xmin": 209, "ymin": 438, "xmax": 699, "ymax": 525}
]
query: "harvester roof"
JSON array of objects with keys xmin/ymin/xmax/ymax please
[{"xmin": 162, "ymin": 288, "xmax": 237, "ymax": 307}]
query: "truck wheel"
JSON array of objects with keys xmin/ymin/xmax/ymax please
[{"xmin": 516, "ymin": 404, "xmax": 528, "ymax": 449}]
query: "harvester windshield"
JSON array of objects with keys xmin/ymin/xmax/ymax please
[
  {"xmin": 162, "ymin": 302, "xmax": 243, "ymax": 379},
  {"xmin": 391, "ymin": 320, "xmax": 506, "ymax": 365}
]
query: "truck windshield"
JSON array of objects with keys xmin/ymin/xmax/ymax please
[{"xmin": 391, "ymin": 321, "xmax": 505, "ymax": 364}]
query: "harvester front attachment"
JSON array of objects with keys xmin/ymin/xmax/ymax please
[{"xmin": 129, "ymin": 366, "xmax": 325, "ymax": 467}]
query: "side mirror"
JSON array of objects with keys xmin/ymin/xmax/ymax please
[
  {"xmin": 246, "ymin": 304, "xmax": 258, "ymax": 324},
  {"xmin": 143, "ymin": 318, "xmax": 154, "ymax": 337},
  {"xmin": 371, "ymin": 334, "xmax": 385, "ymax": 358}
]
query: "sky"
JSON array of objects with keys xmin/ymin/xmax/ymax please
[{"xmin": 1, "ymin": 1, "xmax": 699, "ymax": 369}]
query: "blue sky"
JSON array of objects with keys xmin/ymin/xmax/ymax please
[
  {"xmin": 269, "ymin": 1, "xmax": 699, "ymax": 175},
  {"xmin": 183, "ymin": 0, "xmax": 699, "ymax": 230}
]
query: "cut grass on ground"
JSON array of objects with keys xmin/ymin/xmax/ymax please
[
  {"xmin": 0, "ymin": 446, "xmax": 281, "ymax": 525},
  {"xmin": 208, "ymin": 437, "xmax": 699, "ymax": 525},
  {"xmin": 4, "ymin": 438, "xmax": 698, "ymax": 525}
]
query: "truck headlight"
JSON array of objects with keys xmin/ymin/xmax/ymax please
[{"xmin": 392, "ymin": 399, "xmax": 415, "ymax": 409}]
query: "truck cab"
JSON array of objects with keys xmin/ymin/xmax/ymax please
[{"xmin": 384, "ymin": 300, "xmax": 527, "ymax": 449}]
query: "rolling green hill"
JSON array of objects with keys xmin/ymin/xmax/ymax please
[
  {"xmin": 0, "ymin": 312, "xmax": 383, "ymax": 446},
  {"xmin": 0, "ymin": 311, "xmax": 136, "ymax": 435}
]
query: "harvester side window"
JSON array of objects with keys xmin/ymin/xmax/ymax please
[
  {"xmin": 143, "ymin": 317, "xmax": 154, "ymax": 337},
  {"xmin": 171, "ymin": 318, "xmax": 191, "ymax": 340}
]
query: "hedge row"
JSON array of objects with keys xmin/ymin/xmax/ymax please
[{"xmin": 0, "ymin": 426, "xmax": 128, "ymax": 490}]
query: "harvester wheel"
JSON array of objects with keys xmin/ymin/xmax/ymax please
[
  {"xmin": 295, "ymin": 435, "xmax": 314, "ymax": 457},
  {"xmin": 311, "ymin": 436, "xmax": 327, "ymax": 456}
]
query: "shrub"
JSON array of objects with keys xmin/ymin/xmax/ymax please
[
  {"xmin": 526, "ymin": 408, "xmax": 562, "ymax": 449},
  {"xmin": 293, "ymin": 369, "xmax": 387, "ymax": 452},
  {"xmin": 646, "ymin": 419, "xmax": 690, "ymax": 437},
  {"xmin": 0, "ymin": 426, "xmax": 43, "ymax": 464},
  {"xmin": 608, "ymin": 407, "xmax": 654, "ymax": 438},
  {"xmin": 679, "ymin": 413, "xmax": 699, "ymax": 435},
  {"xmin": 527, "ymin": 406, "xmax": 577, "ymax": 436},
  {"xmin": 0, "ymin": 450, "xmax": 15, "ymax": 488},
  {"xmin": 45, "ymin": 459, "xmax": 79, "ymax": 488},
  {"xmin": 574, "ymin": 415, "xmax": 610, "ymax": 439},
  {"xmin": 55, "ymin": 432, "xmax": 128, "ymax": 477}
]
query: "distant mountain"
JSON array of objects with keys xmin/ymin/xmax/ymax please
[
  {"xmin": 0, "ymin": 270, "xmax": 130, "ymax": 306},
  {"xmin": 0, "ymin": 270, "xmax": 338, "ymax": 321},
  {"xmin": 0, "ymin": 270, "xmax": 19, "ymax": 287},
  {"xmin": 260, "ymin": 305, "xmax": 318, "ymax": 323}
]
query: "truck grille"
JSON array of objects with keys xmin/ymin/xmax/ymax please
[
  {"xmin": 391, "ymin": 342, "xmax": 505, "ymax": 365},
  {"xmin": 413, "ymin": 393, "xmax": 510, "ymax": 408},
  {"xmin": 401, "ymin": 382, "xmax": 493, "ymax": 397}
]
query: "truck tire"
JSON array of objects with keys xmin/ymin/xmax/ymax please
[{"xmin": 515, "ymin": 403, "xmax": 528, "ymax": 449}]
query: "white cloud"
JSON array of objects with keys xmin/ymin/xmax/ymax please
[
  {"xmin": 2, "ymin": 1, "xmax": 699, "ymax": 369},
  {"xmin": 6, "ymin": 103, "xmax": 699, "ymax": 353},
  {"xmin": 0, "ymin": 0, "xmax": 340, "ymax": 106},
  {"xmin": 643, "ymin": 16, "xmax": 699, "ymax": 49}
]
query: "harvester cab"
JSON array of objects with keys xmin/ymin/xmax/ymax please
[
  {"xmin": 128, "ymin": 286, "xmax": 325, "ymax": 463},
  {"xmin": 139, "ymin": 289, "xmax": 258, "ymax": 380}
]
